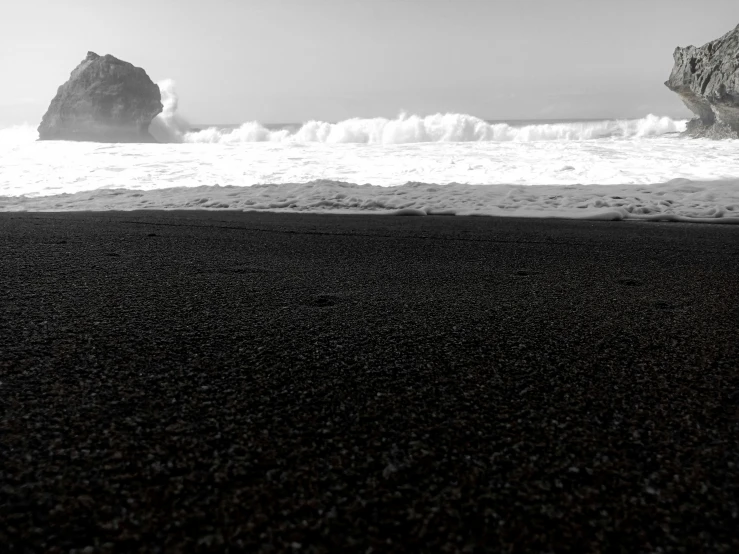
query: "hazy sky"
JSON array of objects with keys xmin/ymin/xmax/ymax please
[{"xmin": 1, "ymin": 0, "xmax": 737, "ymax": 126}]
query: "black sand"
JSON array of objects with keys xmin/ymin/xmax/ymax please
[{"xmin": 1, "ymin": 212, "xmax": 738, "ymax": 553}]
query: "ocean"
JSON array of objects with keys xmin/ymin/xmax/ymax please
[{"xmin": 1, "ymin": 81, "xmax": 738, "ymax": 221}]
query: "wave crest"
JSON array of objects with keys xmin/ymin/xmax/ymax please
[
  {"xmin": 149, "ymin": 79, "xmax": 191, "ymax": 143},
  {"xmin": 145, "ymin": 78, "xmax": 685, "ymax": 144},
  {"xmin": 0, "ymin": 81, "xmax": 689, "ymax": 146},
  {"xmin": 178, "ymin": 113, "xmax": 687, "ymax": 144}
]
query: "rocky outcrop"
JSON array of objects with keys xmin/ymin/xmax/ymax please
[
  {"xmin": 665, "ymin": 24, "xmax": 739, "ymax": 138},
  {"xmin": 38, "ymin": 52, "xmax": 162, "ymax": 142}
]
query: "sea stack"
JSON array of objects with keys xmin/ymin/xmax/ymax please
[
  {"xmin": 38, "ymin": 52, "xmax": 163, "ymax": 142},
  {"xmin": 665, "ymin": 24, "xmax": 739, "ymax": 138}
]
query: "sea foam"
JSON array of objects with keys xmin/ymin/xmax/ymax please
[
  {"xmin": 150, "ymin": 81, "xmax": 686, "ymax": 144},
  {"xmin": 2, "ymin": 82, "xmax": 737, "ymax": 223},
  {"xmin": 180, "ymin": 113, "xmax": 686, "ymax": 144},
  {"xmin": 3, "ymin": 179, "xmax": 738, "ymax": 223}
]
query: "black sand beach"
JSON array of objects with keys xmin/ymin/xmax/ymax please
[{"xmin": 1, "ymin": 212, "xmax": 738, "ymax": 553}]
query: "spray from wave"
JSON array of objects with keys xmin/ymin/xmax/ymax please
[
  {"xmin": 148, "ymin": 79, "xmax": 191, "ymax": 143},
  {"xmin": 0, "ymin": 124, "xmax": 39, "ymax": 149},
  {"xmin": 148, "ymin": 81, "xmax": 687, "ymax": 144}
]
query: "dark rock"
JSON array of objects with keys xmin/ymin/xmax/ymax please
[
  {"xmin": 38, "ymin": 52, "xmax": 162, "ymax": 143},
  {"xmin": 665, "ymin": 24, "xmax": 739, "ymax": 138}
]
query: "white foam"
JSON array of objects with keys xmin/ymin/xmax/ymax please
[
  {"xmin": 178, "ymin": 113, "xmax": 685, "ymax": 144},
  {"xmin": 2, "ymin": 133, "xmax": 738, "ymax": 198},
  {"xmin": 142, "ymin": 82, "xmax": 689, "ymax": 145},
  {"xmin": 0, "ymin": 112, "xmax": 686, "ymax": 148},
  {"xmin": 148, "ymin": 79, "xmax": 191, "ymax": 143},
  {"xmin": 2, "ymin": 80, "xmax": 736, "ymax": 223},
  {"xmin": 3, "ymin": 178, "xmax": 738, "ymax": 223},
  {"xmin": 0, "ymin": 124, "xmax": 38, "ymax": 149}
]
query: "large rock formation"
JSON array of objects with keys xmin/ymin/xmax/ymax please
[
  {"xmin": 665, "ymin": 24, "xmax": 739, "ymax": 138},
  {"xmin": 38, "ymin": 52, "xmax": 162, "ymax": 142}
]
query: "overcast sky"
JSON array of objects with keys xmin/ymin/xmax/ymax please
[{"xmin": 1, "ymin": 0, "xmax": 737, "ymax": 126}]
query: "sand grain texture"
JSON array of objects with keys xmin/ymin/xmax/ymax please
[{"xmin": 1, "ymin": 212, "xmax": 738, "ymax": 552}]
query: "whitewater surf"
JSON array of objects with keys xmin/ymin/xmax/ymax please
[{"xmin": 2, "ymin": 81, "xmax": 738, "ymax": 222}]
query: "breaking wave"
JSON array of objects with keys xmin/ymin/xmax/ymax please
[
  {"xmin": 183, "ymin": 114, "xmax": 687, "ymax": 144},
  {"xmin": 149, "ymin": 81, "xmax": 687, "ymax": 145},
  {"xmin": 0, "ymin": 80, "xmax": 688, "ymax": 147},
  {"xmin": 0, "ymin": 124, "xmax": 39, "ymax": 149},
  {"xmin": 148, "ymin": 79, "xmax": 191, "ymax": 143}
]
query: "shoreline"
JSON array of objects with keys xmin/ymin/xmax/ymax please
[
  {"xmin": 2, "ymin": 177, "xmax": 739, "ymax": 223},
  {"xmin": 2, "ymin": 212, "xmax": 738, "ymax": 551},
  {"xmin": 2, "ymin": 208, "xmax": 739, "ymax": 224}
]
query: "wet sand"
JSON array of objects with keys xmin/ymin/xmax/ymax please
[{"xmin": 1, "ymin": 211, "xmax": 738, "ymax": 552}]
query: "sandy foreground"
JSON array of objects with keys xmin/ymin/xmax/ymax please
[{"xmin": 1, "ymin": 211, "xmax": 738, "ymax": 552}]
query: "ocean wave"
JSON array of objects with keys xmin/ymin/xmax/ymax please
[
  {"xmin": 148, "ymin": 79, "xmax": 192, "ymax": 143},
  {"xmin": 0, "ymin": 124, "xmax": 39, "ymax": 148},
  {"xmin": 180, "ymin": 113, "xmax": 687, "ymax": 144},
  {"xmin": 151, "ymin": 81, "xmax": 686, "ymax": 144},
  {"xmin": 0, "ymin": 81, "xmax": 689, "ymax": 146}
]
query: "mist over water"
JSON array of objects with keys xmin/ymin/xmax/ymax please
[{"xmin": 148, "ymin": 80, "xmax": 192, "ymax": 143}]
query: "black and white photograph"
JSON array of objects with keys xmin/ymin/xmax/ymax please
[{"xmin": 1, "ymin": 0, "xmax": 738, "ymax": 551}]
